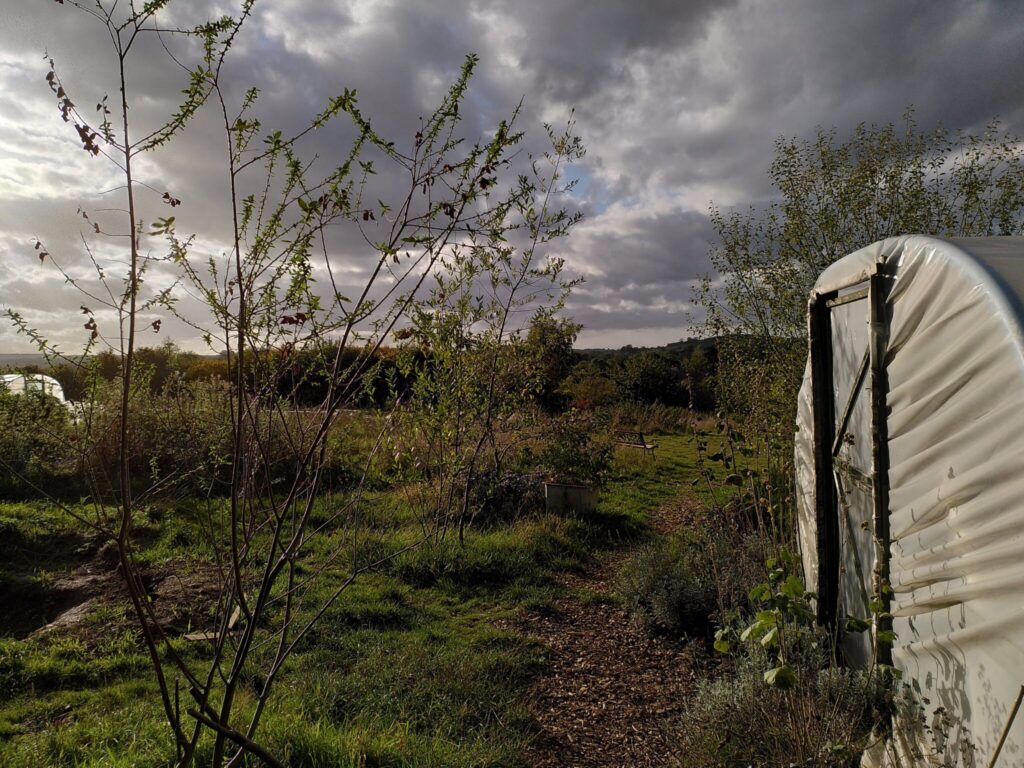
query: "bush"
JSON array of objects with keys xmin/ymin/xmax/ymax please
[
  {"xmin": 674, "ymin": 648, "xmax": 882, "ymax": 767},
  {"xmin": 616, "ymin": 500, "xmax": 767, "ymax": 640},
  {"xmin": 616, "ymin": 532, "xmax": 716, "ymax": 637},
  {"xmin": 469, "ymin": 467, "xmax": 545, "ymax": 527},
  {"xmin": 614, "ymin": 350, "xmax": 685, "ymax": 404},
  {"xmin": 81, "ymin": 374, "xmax": 233, "ymax": 493},
  {"xmin": 540, "ymin": 410, "xmax": 613, "ymax": 486},
  {"xmin": 559, "ymin": 361, "xmax": 618, "ymax": 410},
  {"xmin": 678, "ymin": 555, "xmax": 892, "ymax": 767},
  {"xmin": 0, "ymin": 389, "xmax": 75, "ymax": 497}
]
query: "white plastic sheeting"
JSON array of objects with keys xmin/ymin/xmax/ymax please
[
  {"xmin": 0, "ymin": 373, "xmax": 66, "ymax": 402},
  {"xmin": 795, "ymin": 236, "xmax": 1024, "ymax": 766}
]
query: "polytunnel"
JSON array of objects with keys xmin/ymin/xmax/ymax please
[{"xmin": 795, "ymin": 235, "xmax": 1024, "ymax": 766}]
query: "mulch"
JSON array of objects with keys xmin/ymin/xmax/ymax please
[{"xmin": 515, "ymin": 498, "xmax": 714, "ymax": 768}]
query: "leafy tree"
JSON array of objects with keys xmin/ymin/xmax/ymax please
[
  {"xmin": 393, "ymin": 120, "xmax": 584, "ymax": 543},
  {"xmin": 698, "ymin": 111, "xmax": 1024, "ymax": 452},
  {"xmin": 615, "ymin": 350, "xmax": 683, "ymax": 405},
  {"xmin": 524, "ymin": 314, "xmax": 581, "ymax": 410},
  {"xmin": 682, "ymin": 345, "xmax": 716, "ymax": 411},
  {"xmin": 560, "ymin": 359, "xmax": 618, "ymax": 409}
]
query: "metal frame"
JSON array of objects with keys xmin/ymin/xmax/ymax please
[
  {"xmin": 869, "ymin": 266, "xmax": 893, "ymax": 665},
  {"xmin": 808, "ymin": 288, "xmax": 839, "ymax": 626}
]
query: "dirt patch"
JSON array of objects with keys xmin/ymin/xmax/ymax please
[
  {"xmin": 0, "ymin": 567, "xmax": 112, "ymax": 639},
  {"xmin": 1, "ymin": 545, "xmax": 224, "ymax": 642},
  {"xmin": 149, "ymin": 563, "xmax": 225, "ymax": 635},
  {"xmin": 517, "ymin": 497, "xmax": 714, "ymax": 768}
]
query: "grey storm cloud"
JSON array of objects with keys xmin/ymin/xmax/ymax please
[{"xmin": 1, "ymin": 0, "xmax": 1024, "ymax": 351}]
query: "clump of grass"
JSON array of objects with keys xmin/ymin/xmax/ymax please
[
  {"xmin": 0, "ymin": 678, "xmax": 174, "ymax": 767},
  {"xmin": 0, "ymin": 631, "xmax": 148, "ymax": 696},
  {"xmin": 610, "ymin": 402, "xmax": 706, "ymax": 434},
  {"xmin": 391, "ymin": 515, "xmax": 590, "ymax": 591}
]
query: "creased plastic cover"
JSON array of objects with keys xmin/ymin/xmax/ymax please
[{"xmin": 795, "ymin": 235, "xmax": 1024, "ymax": 766}]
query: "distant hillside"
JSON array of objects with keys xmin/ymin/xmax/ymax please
[
  {"xmin": 575, "ymin": 336, "xmax": 716, "ymax": 363},
  {"xmin": 0, "ymin": 353, "xmax": 51, "ymax": 370}
]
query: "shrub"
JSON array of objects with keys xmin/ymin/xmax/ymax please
[
  {"xmin": 674, "ymin": 648, "xmax": 882, "ymax": 768},
  {"xmin": 614, "ymin": 350, "xmax": 685, "ymax": 405},
  {"xmin": 540, "ymin": 410, "xmax": 613, "ymax": 486},
  {"xmin": 0, "ymin": 389, "xmax": 74, "ymax": 497},
  {"xmin": 616, "ymin": 500, "xmax": 766, "ymax": 640},
  {"xmin": 469, "ymin": 467, "xmax": 546, "ymax": 527},
  {"xmin": 616, "ymin": 533, "xmax": 716, "ymax": 637},
  {"xmin": 559, "ymin": 360, "xmax": 618, "ymax": 410},
  {"xmin": 81, "ymin": 374, "xmax": 233, "ymax": 494},
  {"xmin": 679, "ymin": 554, "xmax": 892, "ymax": 767}
]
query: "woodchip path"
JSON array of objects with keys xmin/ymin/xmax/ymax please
[{"xmin": 517, "ymin": 499, "xmax": 712, "ymax": 768}]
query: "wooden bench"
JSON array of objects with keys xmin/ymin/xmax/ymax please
[{"xmin": 613, "ymin": 430, "xmax": 657, "ymax": 457}]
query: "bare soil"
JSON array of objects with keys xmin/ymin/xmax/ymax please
[{"xmin": 0, "ymin": 536, "xmax": 222, "ymax": 642}]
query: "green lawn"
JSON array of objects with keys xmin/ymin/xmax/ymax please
[{"xmin": 0, "ymin": 434, "xmax": 705, "ymax": 767}]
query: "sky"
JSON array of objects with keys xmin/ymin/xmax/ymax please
[{"xmin": 0, "ymin": 0, "xmax": 1023, "ymax": 352}]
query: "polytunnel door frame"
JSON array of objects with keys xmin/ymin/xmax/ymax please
[{"xmin": 808, "ymin": 264, "xmax": 893, "ymax": 665}]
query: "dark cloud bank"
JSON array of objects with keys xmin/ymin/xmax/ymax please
[{"xmin": 1, "ymin": 0, "xmax": 1022, "ymax": 350}]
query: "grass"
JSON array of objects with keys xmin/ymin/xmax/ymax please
[
  {"xmin": 0, "ymin": 432, "xmax": 706, "ymax": 766},
  {"xmin": 602, "ymin": 431, "xmax": 744, "ymax": 513}
]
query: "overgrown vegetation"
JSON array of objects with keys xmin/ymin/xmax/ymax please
[
  {"xmin": 4, "ymin": 2, "xmax": 1022, "ymax": 765},
  {"xmin": 3, "ymin": 1, "xmax": 592, "ymax": 764},
  {"xmin": 0, "ymin": 432, "xmax": 686, "ymax": 766}
]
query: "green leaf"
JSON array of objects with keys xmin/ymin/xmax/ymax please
[
  {"xmin": 878, "ymin": 664, "xmax": 903, "ymax": 681},
  {"xmin": 740, "ymin": 616, "xmax": 773, "ymax": 643},
  {"xmin": 781, "ymin": 574, "xmax": 805, "ymax": 599},
  {"xmin": 845, "ymin": 616, "xmax": 871, "ymax": 633},
  {"xmin": 713, "ymin": 629, "xmax": 732, "ymax": 654},
  {"xmin": 764, "ymin": 664, "xmax": 797, "ymax": 690},
  {"xmin": 748, "ymin": 584, "xmax": 770, "ymax": 603}
]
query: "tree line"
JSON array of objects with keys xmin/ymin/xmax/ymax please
[{"xmin": 5, "ymin": 328, "xmax": 720, "ymax": 413}]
